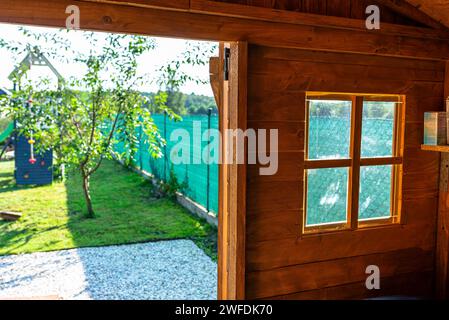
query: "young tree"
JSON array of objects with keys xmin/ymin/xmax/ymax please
[
  {"xmin": 0, "ymin": 30, "xmax": 216, "ymax": 218},
  {"xmin": 1, "ymin": 33, "xmax": 176, "ymax": 218}
]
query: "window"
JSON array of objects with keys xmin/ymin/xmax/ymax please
[{"xmin": 303, "ymin": 92, "xmax": 404, "ymax": 234}]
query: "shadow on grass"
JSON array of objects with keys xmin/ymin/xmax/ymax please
[
  {"xmin": 64, "ymin": 161, "xmax": 217, "ymax": 258},
  {"xmin": 63, "ymin": 160, "xmax": 217, "ymax": 299},
  {"xmin": 0, "ymin": 159, "xmax": 217, "ymax": 298}
]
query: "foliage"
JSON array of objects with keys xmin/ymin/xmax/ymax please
[
  {"xmin": 159, "ymin": 165, "xmax": 188, "ymax": 199},
  {"xmin": 0, "ymin": 159, "xmax": 217, "ymax": 260},
  {"xmin": 157, "ymin": 41, "xmax": 217, "ymax": 116},
  {"xmin": 0, "ymin": 32, "xmax": 179, "ymax": 218},
  {"xmin": 144, "ymin": 91, "xmax": 217, "ymax": 115},
  {"xmin": 0, "ymin": 117, "xmax": 11, "ymax": 133},
  {"xmin": 0, "ymin": 28, "xmax": 217, "ymax": 218},
  {"xmin": 309, "ymin": 100, "xmax": 394, "ymax": 119},
  {"xmin": 185, "ymin": 93, "xmax": 217, "ymax": 115}
]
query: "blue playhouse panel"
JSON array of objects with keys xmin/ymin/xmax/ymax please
[{"xmin": 15, "ymin": 135, "xmax": 53, "ymax": 185}]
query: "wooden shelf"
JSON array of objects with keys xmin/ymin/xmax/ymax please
[{"xmin": 421, "ymin": 144, "xmax": 449, "ymax": 152}]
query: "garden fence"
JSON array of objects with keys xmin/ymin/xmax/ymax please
[
  {"xmin": 114, "ymin": 114, "xmax": 394, "ymax": 221},
  {"xmin": 114, "ymin": 112, "xmax": 219, "ymax": 214}
]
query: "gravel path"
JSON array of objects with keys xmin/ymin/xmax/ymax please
[{"xmin": 0, "ymin": 240, "xmax": 217, "ymax": 300}]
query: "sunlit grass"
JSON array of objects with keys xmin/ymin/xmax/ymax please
[{"xmin": 0, "ymin": 160, "xmax": 217, "ymax": 260}]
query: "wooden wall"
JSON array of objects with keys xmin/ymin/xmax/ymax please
[
  {"xmin": 245, "ymin": 44, "xmax": 445, "ymax": 299},
  {"xmin": 213, "ymin": 0, "xmax": 425, "ymax": 27}
]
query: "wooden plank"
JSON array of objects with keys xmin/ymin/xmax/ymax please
[
  {"xmin": 190, "ymin": 0, "xmax": 449, "ymax": 39},
  {"xmin": 405, "ymin": 96, "xmax": 445, "ymax": 124},
  {"xmin": 246, "ymin": 120, "xmax": 304, "ymax": 152},
  {"xmin": 247, "ymin": 180, "xmax": 302, "ymax": 212},
  {"xmin": 250, "ymin": 59, "xmax": 444, "ymax": 83},
  {"xmin": 301, "ymin": 0, "xmax": 326, "ymax": 15},
  {"xmin": 246, "ymin": 209, "xmax": 301, "ymax": 242},
  {"xmin": 246, "ymin": 217, "xmax": 436, "ymax": 271},
  {"xmin": 304, "ymin": 159, "xmax": 352, "ymax": 169},
  {"xmin": 264, "ymin": 270, "xmax": 434, "ymax": 299},
  {"xmin": 350, "ymin": 96, "xmax": 363, "ymax": 230},
  {"xmin": 246, "ymin": 247, "xmax": 434, "ymax": 298},
  {"xmin": 403, "ymin": 171, "xmax": 439, "ymax": 195},
  {"xmin": 1, "ymin": 0, "xmax": 449, "ymax": 60},
  {"xmin": 372, "ymin": 0, "xmax": 449, "ymax": 31},
  {"xmin": 247, "ymin": 91, "xmax": 305, "ymax": 122},
  {"xmin": 250, "ymin": 57, "xmax": 445, "ymax": 83},
  {"xmin": 247, "ymin": 151, "xmax": 304, "ymax": 182},
  {"xmin": 226, "ymin": 41, "xmax": 247, "ymax": 300},
  {"xmin": 217, "ymin": 43, "xmax": 226, "ymax": 300},
  {"xmin": 88, "ymin": 0, "xmax": 190, "ymax": 10},
  {"xmin": 405, "ymin": 1, "xmax": 449, "ymax": 31},
  {"xmin": 271, "ymin": 0, "xmax": 301, "ymax": 11},
  {"xmin": 326, "ymin": 0, "xmax": 351, "ymax": 18},
  {"xmin": 248, "ymin": 73, "xmax": 444, "ymax": 97},
  {"xmin": 249, "ymin": 45, "xmax": 447, "ymax": 71},
  {"xmin": 422, "ymin": 144, "xmax": 449, "ymax": 152},
  {"xmin": 360, "ymin": 157, "xmax": 403, "ymax": 166},
  {"xmin": 436, "ymin": 60, "xmax": 449, "ymax": 299},
  {"xmin": 403, "ymin": 147, "xmax": 440, "ymax": 176}
]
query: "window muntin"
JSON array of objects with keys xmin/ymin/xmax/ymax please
[{"xmin": 304, "ymin": 93, "xmax": 403, "ymax": 234}]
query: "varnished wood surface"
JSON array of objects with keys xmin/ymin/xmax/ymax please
[
  {"xmin": 422, "ymin": 144, "xmax": 449, "ymax": 153},
  {"xmin": 436, "ymin": 60, "xmax": 449, "ymax": 299},
  {"xmin": 190, "ymin": 0, "xmax": 449, "ymax": 39},
  {"xmin": 246, "ymin": 44, "xmax": 443, "ymax": 299},
  {"xmin": 405, "ymin": 0, "xmax": 449, "ymax": 29},
  {"xmin": 1, "ymin": 0, "xmax": 449, "ymax": 60}
]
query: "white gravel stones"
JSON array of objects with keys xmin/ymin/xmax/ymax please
[{"xmin": 0, "ymin": 239, "xmax": 217, "ymax": 300}]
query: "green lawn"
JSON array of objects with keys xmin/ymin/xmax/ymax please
[{"xmin": 0, "ymin": 159, "xmax": 217, "ymax": 259}]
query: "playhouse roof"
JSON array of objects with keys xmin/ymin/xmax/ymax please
[{"xmin": 8, "ymin": 48, "xmax": 64, "ymax": 85}]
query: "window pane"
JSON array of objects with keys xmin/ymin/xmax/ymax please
[
  {"xmin": 359, "ymin": 165, "xmax": 392, "ymax": 220},
  {"xmin": 361, "ymin": 101, "xmax": 395, "ymax": 157},
  {"xmin": 306, "ymin": 167, "xmax": 349, "ymax": 226},
  {"xmin": 308, "ymin": 100, "xmax": 351, "ymax": 159}
]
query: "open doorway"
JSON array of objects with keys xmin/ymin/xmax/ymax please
[{"xmin": 0, "ymin": 23, "xmax": 222, "ymax": 300}]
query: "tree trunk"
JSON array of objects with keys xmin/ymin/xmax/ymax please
[{"xmin": 82, "ymin": 173, "xmax": 95, "ymax": 218}]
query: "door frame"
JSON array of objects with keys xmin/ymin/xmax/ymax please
[
  {"xmin": 217, "ymin": 41, "xmax": 247, "ymax": 300},
  {"xmin": 0, "ymin": 2, "xmax": 249, "ymax": 299}
]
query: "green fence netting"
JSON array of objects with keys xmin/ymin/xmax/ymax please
[
  {"xmin": 114, "ymin": 114, "xmax": 394, "ymax": 221},
  {"xmin": 306, "ymin": 116, "xmax": 394, "ymax": 225},
  {"xmin": 114, "ymin": 113, "xmax": 219, "ymax": 214}
]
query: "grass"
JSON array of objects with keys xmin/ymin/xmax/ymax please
[{"xmin": 0, "ymin": 159, "xmax": 217, "ymax": 260}]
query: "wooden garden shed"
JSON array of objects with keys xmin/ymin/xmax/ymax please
[{"xmin": 2, "ymin": 0, "xmax": 449, "ymax": 300}]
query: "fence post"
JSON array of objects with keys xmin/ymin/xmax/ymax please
[
  {"xmin": 206, "ymin": 108, "xmax": 212, "ymax": 212},
  {"xmin": 164, "ymin": 110, "xmax": 167, "ymax": 182},
  {"xmin": 139, "ymin": 125, "xmax": 143, "ymax": 171}
]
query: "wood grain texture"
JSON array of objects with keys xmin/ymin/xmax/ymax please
[
  {"xmin": 435, "ymin": 60, "xmax": 449, "ymax": 299},
  {"xmin": 209, "ymin": 0, "xmax": 446, "ymax": 31},
  {"xmin": 405, "ymin": 0, "xmax": 449, "ymax": 29},
  {"xmin": 1, "ymin": 0, "xmax": 449, "ymax": 59},
  {"xmin": 193, "ymin": 0, "xmax": 449, "ymax": 39},
  {"xmin": 373, "ymin": 0, "xmax": 449, "ymax": 30},
  {"xmin": 216, "ymin": 44, "xmax": 225, "ymax": 300},
  {"xmin": 246, "ymin": 44, "xmax": 443, "ymax": 299},
  {"xmin": 246, "ymin": 247, "xmax": 434, "ymax": 299},
  {"xmin": 224, "ymin": 41, "xmax": 248, "ymax": 300},
  {"xmin": 88, "ymin": 0, "xmax": 190, "ymax": 10},
  {"xmin": 264, "ymin": 271, "xmax": 434, "ymax": 299}
]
